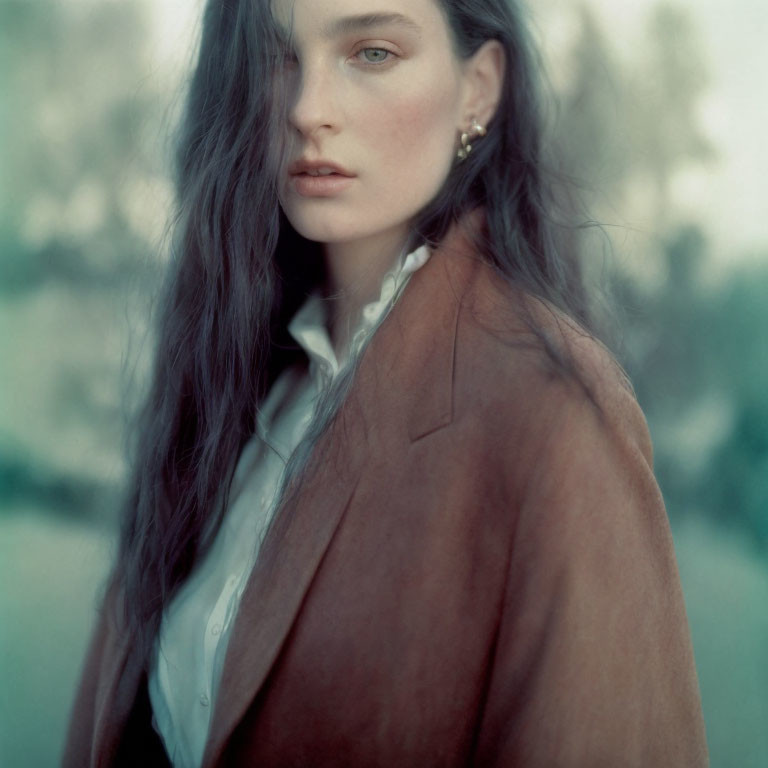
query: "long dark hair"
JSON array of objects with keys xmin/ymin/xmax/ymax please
[{"xmin": 116, "ymin": 0, "xmax": 596, "ymax": 664}]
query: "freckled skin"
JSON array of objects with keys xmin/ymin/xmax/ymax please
[{"xmin": 274, "ymin": 0, "xmax": 466, "ymax": 253}]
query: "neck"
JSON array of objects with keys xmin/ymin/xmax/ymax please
[{"xmin": 321, "ymin": 225, "xmax": 410, "ymax": 361}]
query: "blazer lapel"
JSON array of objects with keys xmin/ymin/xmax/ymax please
[
  {"xmin": 201, "ymin": 211, "xmax": 483, "ymax": 767},
  {"xmin": 201, "ymin": 403, "xmax": 367, "ymax": 768}
]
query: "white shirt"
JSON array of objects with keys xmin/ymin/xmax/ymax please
[{"xmin": 148, "ymin": 244, "xmax": 431, "ymax": 768}]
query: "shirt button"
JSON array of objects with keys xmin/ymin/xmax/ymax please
[
  {"xmin": 199, "ymin": 693, "xmax": 210, "ymax": 707},
  {"xmin": 211, "ymin": 623, "xmax": 221, "ymax": 636}
]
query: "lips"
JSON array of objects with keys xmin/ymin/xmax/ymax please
[
  {"xmin": 291, "ymin": 173, "xmax": 355, "ymax": 198},
  {"xmin": 303, "ymin": 168, "xmax": 343, "ymax": 177}
]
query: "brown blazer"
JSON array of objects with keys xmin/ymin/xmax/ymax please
[{"xmin": 63, "ymin": 212, "xmax": 709, "ymax": 767}]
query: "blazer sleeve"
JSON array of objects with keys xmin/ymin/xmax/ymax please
[{"xmin": 472, "ymin": 375, "xmax": 709, "ymax": 767}]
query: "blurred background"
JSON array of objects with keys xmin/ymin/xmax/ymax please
[{"xmin": 1, "ymin": 1, "xmax": 766, "ymax": 765}]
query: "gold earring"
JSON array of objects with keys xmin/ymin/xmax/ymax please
[{"xmin": 456, "ymin": 118, "xmax": 487, "ymax": 161}]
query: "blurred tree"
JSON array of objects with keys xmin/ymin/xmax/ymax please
[
  {"xmin": 627, "ymin": 2, "xmax": 716, "ymax": 227},
  {"xmin": 1, "ymin": 1, "xmax": 170, "ymax": 521},
  {"xmin": 615, "ymin": 227, "xmax": 768, "ymax": 552},
  {"xmin": 553, "ymin": 5, "xmax": 631, "ymax": 205},
  {"xmin": 1, "ymin": 1, "xmax": 169, "ymax": 293},
  {"xmin": 552, "ymin": 2, "xmax": 715, "ymax": 236},
  {"xmin": 701, "ymin": 268, "xmax": 768, "ymax": 549}
]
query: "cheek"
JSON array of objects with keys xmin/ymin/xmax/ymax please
[{"xmin": 364, "ymin": 78, "xmax": 459, "ymax": 188}]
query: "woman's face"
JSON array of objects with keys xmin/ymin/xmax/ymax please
[{"xmin": 273, "ymin": 0, "xmax": 467, "ymax": 252}]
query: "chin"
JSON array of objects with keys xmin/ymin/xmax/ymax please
[{"xmin": 281, "ymin": 205, "xmax": 368, "ymax": 245}]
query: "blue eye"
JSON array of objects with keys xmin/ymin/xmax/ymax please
[{"xmin": 357, "ymin": 47, "xmax": 393, "ymax": 65}]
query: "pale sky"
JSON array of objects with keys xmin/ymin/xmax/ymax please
[{"xmin": 581, "ymin": 0, "xmax": 767, "ymax": 263}]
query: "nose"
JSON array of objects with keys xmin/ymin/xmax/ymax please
[{"xmin": 287, "ymin": 59, "xmax": 340, "ymax": 139}]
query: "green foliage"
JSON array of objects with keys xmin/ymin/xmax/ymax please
[{"xmin": 614, "ymin": 226, "xmax": 768, "ymax": 551}]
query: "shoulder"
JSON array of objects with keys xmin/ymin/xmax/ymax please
[
  {"xmin": 445, "ymin": 255, "xmax": 676, "ymax": 599},
  {"xmin": 446, "ymin": 253, "xmax": 654, "ymax": 479}
]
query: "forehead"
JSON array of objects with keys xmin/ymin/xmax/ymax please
[{"xmin": 270, "ymin": 0, "xmax": 443, "ymax": 40}]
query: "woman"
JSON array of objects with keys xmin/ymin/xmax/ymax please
[{"xmin": 64, "ymin": 0, "xmax": 708, "ymax": 765}]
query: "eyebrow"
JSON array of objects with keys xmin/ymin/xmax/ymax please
[
  {"xmin": 322, "ymin": 12, "xmax": 422, "ymax": 37},
  {"xmin": 275, "ymin": 11, "xmax": 422, "ymax": 49}
]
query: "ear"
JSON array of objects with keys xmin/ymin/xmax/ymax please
[{"xmin": 458, "ymin": 39, "xmax": 505, "ymax": 129}]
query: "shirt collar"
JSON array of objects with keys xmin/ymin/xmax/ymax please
[{"xmin": 287, "ymin": 244, "xmax": 431, "ymax": 387}]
